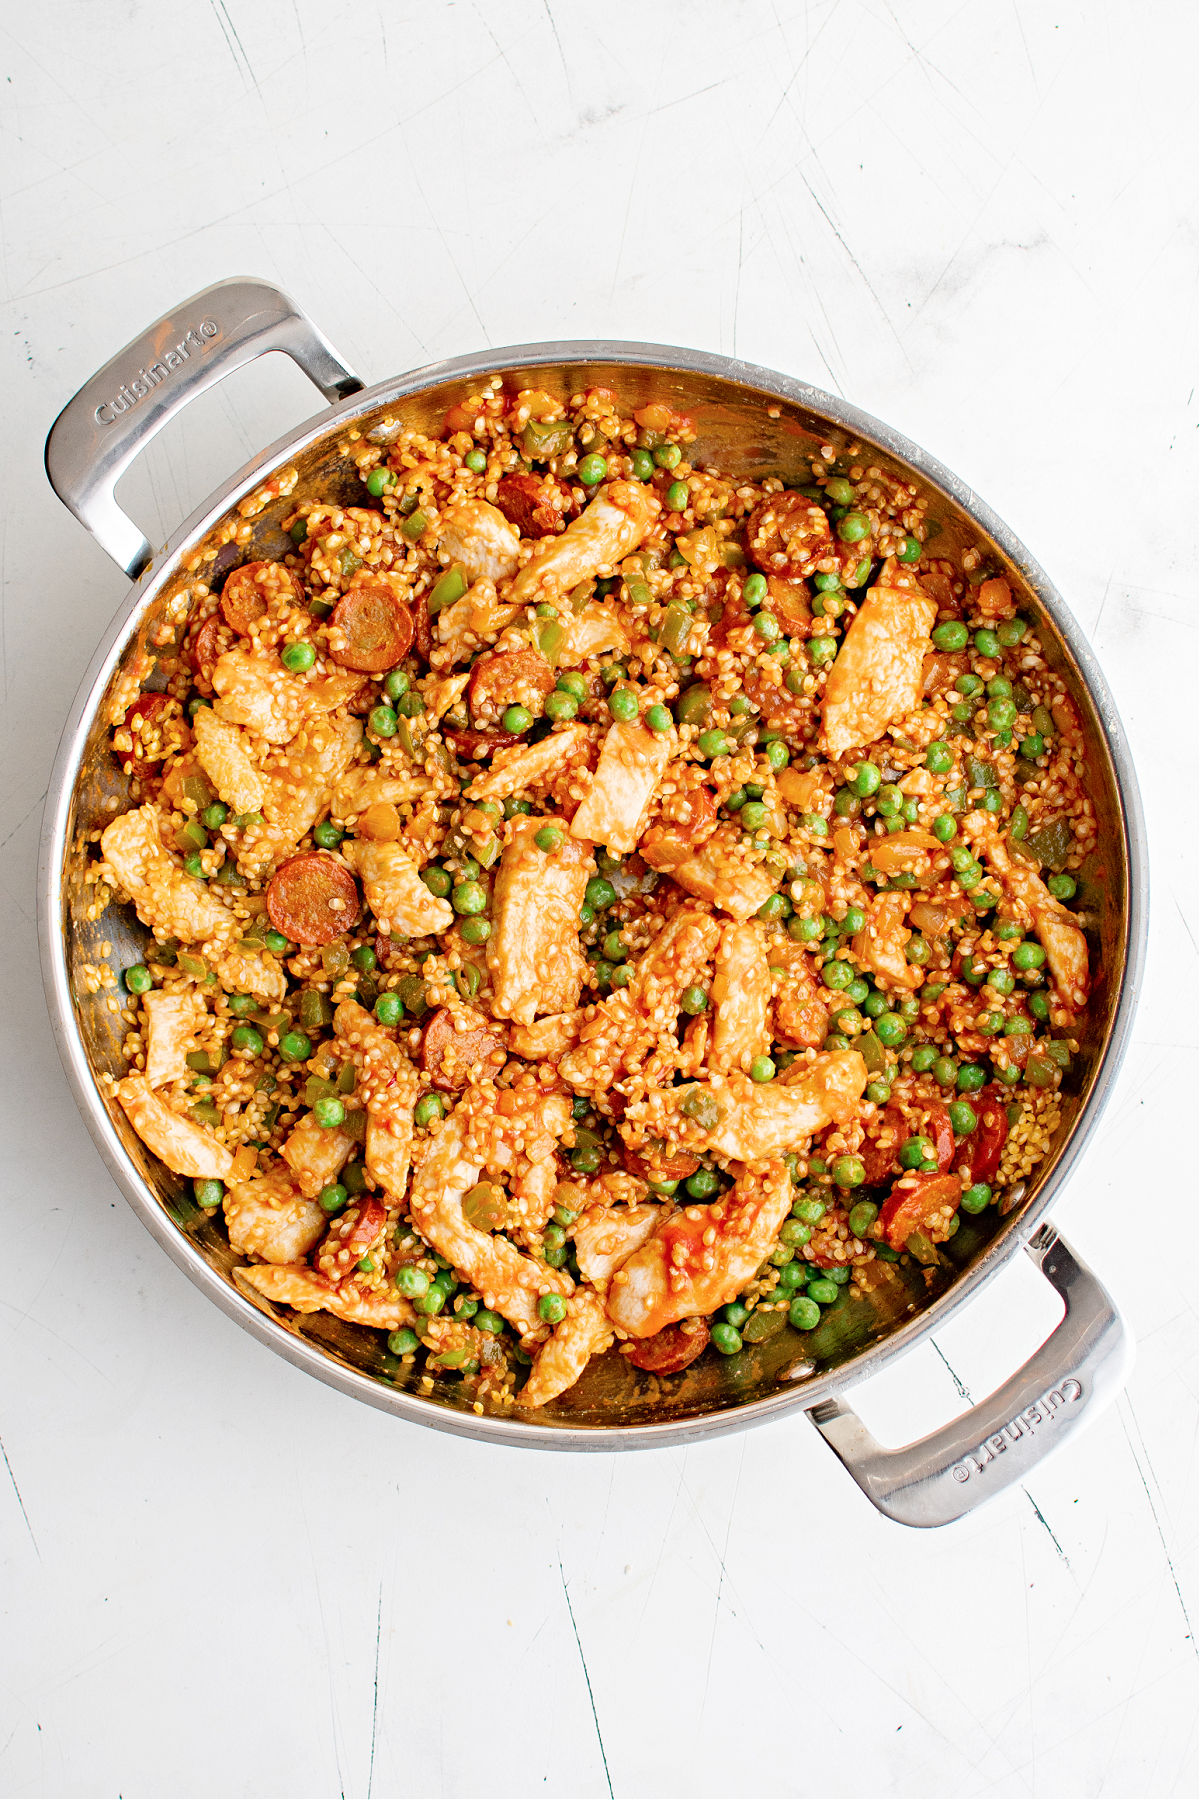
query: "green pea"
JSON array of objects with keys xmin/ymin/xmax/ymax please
[
  {"xmin": 578, "ymin": 453, "xmax": 608, "ymax": 485},
  {"xmin": 948, "ymin": 1099, "xmax": 977, "ymax": 1135},
  {"xmin": 911, "ymin": 1044, "xmax": 937, "ymax": 1073},
  {"xmin": 369, "ymin": 704, "xmax": 398, "ymax": 738},
  {"xmin": 474, "ymin": 1309, "xmax": 504, "ymax": 1335},
  {"xmin": 630, "ymin": 448, "xmax": 654, "ymax": 481},
  {"xmin": 645, "ymin": 703, "xmax": 672, "ymax": 733},
  {"xmin": 926, "ymin": 741, "xmax": 953, "ymax": 774},
  {"xmin": 766, "ymin": 739, "xmax": 790, "ymax": 771},
  {"xmin": 664, "ymin": 479, "xmax": 689, "ymax": 511},
  {"xmin": 450, "ymin": 880, "xmax": 487, "ymax": 916},
  {"xmin": 961, "ymin": 1182, "xmax": 993, "ymax": 1214},
  {"xmin": 824, "ymin": 477, "xmax": 855, "ymax": 506},
  {"xmin": 998, "ymin": 618, "xmax": 1027, "ymax": 646},
  {"xmin": 956, "ymin": 672, "xmax": 983, "ymax": 697},
  {"xmin": 875, "ymin": 1013, "xmax": 907, "ymax": 1048},
  {"xmin": 227, "ymin": 994, "xmax": 256, "ymax": 1017},
  {"xmin": 848, "ymin": 1200, "xmax": 878, "ymax": 1239},
  {"xmin": 123, "ymin": 963, "xmax": 153, "ymax": 995},
  {"xmin": 534, "ymin": 826, "xmax": 563, "ymax": 853},
  {"xmin": 314, "ymin": 1096, "xmax": 346, "ymax": 1130},
  {"xmin": 396, "ymin": 692, "xmax": 425, "ymax": 718},
  {"xmin": 313, "ymin": 820, "xmax": 344, "ymax": 850},
  {"xmin": 743, "ymin": 572, "xmax": 768, "ymax": 605},
  {"xmin": 711, "ymin": 1322, "xmax": 743, "ymax": 1354},
  {"xmin": 932, "ymin": 620, "xmax": 969, "ymax": 651},
  {"xmin": 281, "ymin": 641, "xmax": 316, "ymax": 674},
  {"xmin": 852, "ymin": 761, "xmax": 882, "ymax": 797},
  {"xmin": 183, "ymin": 852, "xmax": 207, "ymax": 880},
  {"xmin": 365, "ymin": 466, "xmax": 394, "ymax": 498},
  {"xmin": 822, "ymin": 960, "xmax": 854, "ymax": 992},
  {"xmin": 279, "ymin": 1031, "xmax": 312, "ymax": 1062},
  {"xmin": 537, "ymin": 1292, "xmax": 567, "ymax": 1326},
  {"xmin": 897, "ymin": 996, "xmax": 921, "ymax": 1021},
  {"xmin": 933, "ymin": 1055, "xmax": 957, "ymax": 1086},
  {"xmin": 788, "ymin": 916, "xmax": 822, "ymax": 943},
  {"xmin": 462, "ymin": 448, "xmax": 487, "ymax": 474},
  {"xmin": 502, "ymin": 704, "xmax": 532, "ymax": 734},
  {"xmin": 414, "ymin": 1094, "xmax": 444, "ymax": 1128},
  {"xmin": 778, "ymin": 1259, "xmax": 808, "ymax": 1288},
  {"xmin": 374, "ymin": 993, "xmax": 404, "ymax": 1027},
  {"xmin": 320, "ymin": 1183, "xmax": 348, "ymax": 1214},
  {"xmin": 809, "ymin": 636, "xmax": 838, "ymax": 664},
  {"xmin": 840, "ymin": 905, "xmax": 866, "ymax": 936},
  {"xmin": 789, "ymin": 1295, "xmax": 821, "ymax": 1331},
  {"xmin": 898, "ymin": 535, "xmax": 922, "ymax": 564},
  {"xmin": 1047, "ymin": 873, "xmax": 1077, "ymax": 902},
  {"xmin": 652, "ymin": 442, "xmax": 681, "ymax": 470},
  {"xmin": 803, "ymin": 812, "xmax": 829, "ymax": 837},
  {"xmin": 230, "ymin": 1024, "xmax": 264, "ymax": 1057},
  {"xmin": 1019, "ymin": 733, "xmax": 1045, "ymax": 761},
  {"xmin": 837, "ymin": 510, "xmax": 870, "ymax": 543},
  {"xmin": 420, "ymin": 867, "xmax": 451, "ymax": 900},
  {"xmin": 900, "ymin": 1138, "xmax": 934, "ymax": 1170},
  {"xmin": 696, "ymin": 729, "xmax": 730, "ymax": 759},
  {"xmin": 193, "ymin": 1178, "xmax": 225, "ymax": 1210},
  {"xmin": 877, "ymin": 784, "xmax": 903, "ymax": 816},
  {"xmin": 806, "ymin": 1278, "xmax": 840, "ymax": 1306},
  {"xmin": 749, "ymin": 1055, "xmax": 776, "ymax": 1083},
  {"xmin": 987, "ymin": 968, "xmax": 1015, "ymax": 995},
  {"xmin": 931, "ymin": 813, "xmax": 956, "ymax": 844},
  {"xmin": 686, "ymin": 1168, "xmax": 721, "ymax": 1200},
  {"xmin": 987, "ymin": 696, "xmax": 1017, "ymax": 731},
  {"xmin": 609, "ymin": 686, "xmax": 639, "ymax": 723},
  {"xmin": 1012, "ymin": 941, "xmax": 1045, "ymax": 970},
  {"xmin": 832, "ymin": 1155, "xmax": 865, "ymax": 1189},
  {"xmin": 957, "ymin": 1063, "xmax": 987, "ymax": 1092},
  {"xmin": 460, "ymin": 916, "xmax": 491, "ymax": 946},
  {"xmin": 905, "ymin": 934, "xmax": 930, "ymax": 966}
]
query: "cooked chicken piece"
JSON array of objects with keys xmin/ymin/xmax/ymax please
[
  {"xmin": 630, "ymin": 1048, "xmax": 868, "ymax": 1162},
  {"xmin": 559, "ymin": 904, "xmax": 721, "ymax": 1094},
  {"xmin": 507, "ymin": 1010, "xmax": 586, "ymax": 1060},
  {"xmin": 509, "ymin": 481, "xmax": 660, "ymax": 606},
  {"xmin": 569, "ymin": 720, "xmax": 673, "ymax": 856},
  {"xmin": 140, "ymin": 989, "xmax": 203, "ymax": 1087},
  {"xmin": 102, "ymin": 805, "xmax": 231, "ymax": 946},
  {"xmin": 279, "ymin": 1110, "xmax": 356, "ymax": 1198},
  {"xmin": 341, "ymin": 838, "xmax": 455, "ymax": 938},
  {"xmin": 517, "ymin": 1290, "xmax": 614, "ymax": 1408},
  {"xmin": 438, "ymin": 499, "xmax": 522, "ymax": 585},
  {"xmin": 211, "ymin": 649, "xmax": 362, "ymax": 745},
  {"xmin": 561, "ymin": 602, "xmax": 630, "ymax": 664},
  {"xmin": 331, "ymin": 765, "xmax": 439, "ymax": 824},
  {"xmin": 822, "ymin": 584, "xmax": 937, "ymax": 758},
  {"xmin": 224, "ymin": 1166, "xmax": 326, "ymax": 1264},
  {"xmin": 212, "ymin": 941, "xmax": 288, "ymax": 1005},
  {"xmin": 572, "ymin": 1201, "xmax": 664, "ymax": 1282},
  {"xmin": 963, "ymin": 813, "xmax": 1089, "ymax": 1008},
  {"xmin": 117, "ymin": 1074, "xmax": 233, "ymax": 1180},
  {"xmin": 334, "ymin": 1001, "xmax": 421, "ymax": 1201},
  {"xmin": 406, "ymin": 1094, "xmax": 572, "ymax": 1335},
  {"xmin": 487, "ymin": 816, "xmax": 595, "ymax": 1026},
  {"xmin": 237, "ymin": 1263, "xmax": 416, "ymax": 1329},
  {"xmin": 423, "ymin": 672, "xmax": 471, "ymax": 723},
  {"xmin": 434, "ymin": 581, "xmax": 518, "ymax": 664},
  {"xmin": 852, "ymin": 892, "xmax": 924, "ymax": 992},
  {"xmin": 191, "ymin": 705, "xmax": 265, "ymax": 817},
  {"xmin": 606, "ymin": 1161, "xmax": 792, "ymax": 1337},
  {"xmin": 641, "ymin": 821, "xmax": 778, "ymax": 922},
  {"xmin": 709, "ymin": 921, "xmax": 771, "ymax": 1073},
  {"xmin": 465, "ymin": 724, "xmax": 591, "ymax": 803},
  {"xmin": 242, "ymin": 712, "xmax": 363, "ymax": 879}
]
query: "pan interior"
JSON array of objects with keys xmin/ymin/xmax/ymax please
[{"xmin": 54, "ymin": 355, "xmax": 1132, "ymax": 1432}]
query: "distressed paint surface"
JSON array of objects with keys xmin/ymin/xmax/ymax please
[{"xmin": 0, "ymin": 1, "xmax": 1194, "ymax": 1797}]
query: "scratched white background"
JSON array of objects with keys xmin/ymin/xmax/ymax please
[{"xmin": 0, "ymin": 2, "xmax": 1195, "ymax": 1797}]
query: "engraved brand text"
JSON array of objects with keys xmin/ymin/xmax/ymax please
[
  {"xmin": 94, "ymin": 319, "xmax": 220, "ymax": 425},
  {"xmin": 950, "ymin": 1378, "xmax": 1083, "ymax": 1483}
]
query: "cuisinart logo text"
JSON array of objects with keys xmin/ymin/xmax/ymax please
[
  {"xmin": 951, "ymin": 1377, "xmax": 1083, "ymax": 1482},
  {"xmin": 94, "ymin": 318, "xmax": 219, "ymax": 424}
]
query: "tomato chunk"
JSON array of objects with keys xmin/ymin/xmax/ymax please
[
  {"xmin": 620, "ymin": 1142, "xmax": 701, "ymax": 1184},
  {"xmin": 266, "ymin": 851, "xmax": 362, "ymax": 946},
  {"xmin": 327, "ymin": 586, "xmax": 414, "ymax": 673},
  {"xmin": 878, "ymin": 1173, "xmax": 963, "ymax": 1251},
  {"xmin": 221, "ymin": 560, "xmax": 303, "ymax": 634},
  {"xmin": 745, "ymin": 490, "xmax": 834, "ymax": 578},
  {"xmin": 625, "ymin": 1319, "xmax": 710, "ymax": 1374},
  {"xmin": 419, "ymin": 1005, "xmax": 506, "ymax": 1092},
  {"xmin": 443, "ymin": 726, "xmax": 522, "ymax": 761}
]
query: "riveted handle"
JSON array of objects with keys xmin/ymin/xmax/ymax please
[
  {"xmin": 808, "ymin": 1223, "xmax": 1132, "ymax": 1528},
  {"xmin": 44, "ymin": 276, "xmax": 364, "ymax": 578}
]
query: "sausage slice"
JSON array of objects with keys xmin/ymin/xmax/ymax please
[{"xmin": 266, "ymin": 851, "xmax": 362, "ymax": 946}]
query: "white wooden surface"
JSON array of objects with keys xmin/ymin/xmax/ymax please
[{"xmin": 1, "ymin": 3, "xmax": 1195, "ymax": 1796}]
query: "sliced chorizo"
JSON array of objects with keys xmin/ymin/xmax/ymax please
[
  {"xmin": 467, "ymin": 648, "xmax": 555, "ymax": 728},
  {"xmin": 745, "ymin": 491, "xmax": 834, "ymax": 579},
  {"xmin": 494, "ymin": 473, "xmax": 575, "ymax": 539},
  {"xmin": 620, "ymin": 1141, "xmax": 701, "ymax": 1184},
  {"xmin": 443, "ymin": 726, "xmax": 522, "ymax": 761},
  {"xmin": 221, "ymin": 560, "xmax": 304, "ymax": 634},
  {"xmin": 418, "ymin": 1005, "xmax": 507, "ymax": 1092},
  {"xmin": 266, "ymin": 851, "xmax": 362, "ymax": 947},
  {"xmin": 327, "ymin": 586, "xmax": 414, "ymax": 673},
  {"xmin": 625, "ymin": 1319, "xmax": 710, "ymax": 1374}
]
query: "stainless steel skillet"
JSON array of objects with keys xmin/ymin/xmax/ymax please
[{"xmin": 40, "ymin": 278, "xmax": 1147, "ymax": 1525}]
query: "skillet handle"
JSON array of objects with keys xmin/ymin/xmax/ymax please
[
  {"xmin": 807, "ymin": 1222, "xmax": 1132, "ymax": 1528},
  {"xmin": 44, "ymin": 276, "xmax": 364, "ymax": 578}
]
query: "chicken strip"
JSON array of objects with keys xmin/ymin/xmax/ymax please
[
  {"xmin": 487, "ymin": 816, "xmax": 595, "ymax": 1026},
  {"xmin": 117, "ymin": 1075, "xmax": 233, "ymax": 1180},
  {"xmin": 822, "ymin": 584, "xmax": 937, "ymax": 758}
]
